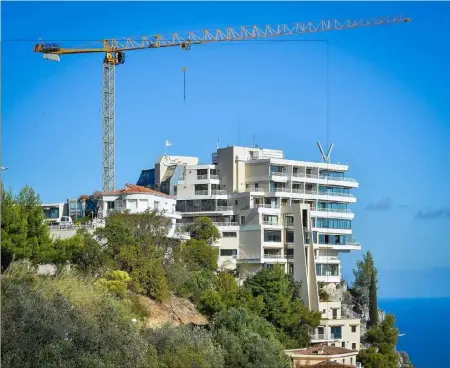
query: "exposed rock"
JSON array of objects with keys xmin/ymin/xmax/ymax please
[
  {"xmin": 134, "ymin": 294, "xmax": 208, "ymax": 328},
  {"xmin": 397, "ymin": 350, "xmax": 414, "ymax": 368}
]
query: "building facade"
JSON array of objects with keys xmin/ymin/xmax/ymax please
[
  {"xmin": 101, "ymin": 184, "xmax": 183, "ymax": 238},
  {"xmin": 138, "ymin": 145, "xmax": 361, "ymax": 348}
]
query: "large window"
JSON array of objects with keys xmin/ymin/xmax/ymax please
[
  {"xmin": 331, "ymin": 326, "xmax": 342, "ymax": 339},
  {"xmin": 264, "ymin": 230, "xmax": 281, "ymax": 242},
  {"xmin": 316, "ymin": 263, "xmax": 339, "ymax": 276},
  {"xmin": 263, "ymin": 215, "xmax": 278, "ymax": 225},
  {"xmin": 270, "ymin": 165, "xmax": 285, "ymax": 175},
  {"xmin": 320, "ymin": 170, "xmax": 344, "ymax": 179},
  {"xmin": 42, "ymin": 207, "xmax": 59, "ymax": 219},
  {"xmin": 220, "ymin": 249, "xmax": 237, "ymax": 256},
  {"xmin": 319, "ymin": 186, "xmax": 350, "ymax": 196},
  {"xmin": 318, "ymin": 234, "xmax": 347, "ymax": 245},
  {"xmin": 286, "ymin": 231, "xmax": 294, "ymax": 243},
  {"xmin": 318, "ymin": 202, "xmax": 348, "ymax": 211},
  {"xmin": 222, "ymin": 232, "xmax": 237, "ymax": 238},
  {"xmin": 316, "ymin": 218, "xmax": 352, "ymax": 229}
]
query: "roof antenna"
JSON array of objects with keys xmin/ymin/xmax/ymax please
[
  {"xmin": 216, "ymin": 138, "xmax": 220, "ymax": 150},
  {"xmin": 252, "ymin": 134, "xmax": 256, "ymax": 148},
  {"xmin": 317, "ymin": 141, "xmax": 334, "ymax": 163}
]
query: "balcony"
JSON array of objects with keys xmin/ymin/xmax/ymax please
[
  {"xmin": 210, "ymin": 174, "xmax": 219, "ymax": 179},
  {"xmin": 194, "ymin": 190, "xmax": 209, "ymax": 195},
  {"xmin": 263, "ymin": 254, "xmax": 287, "ymax": 262},
  {"xmin": 272, "ymin": 187, "xmax": 290, "ymax": 193},
  {"xmin": 314, "ymin": 207, "xmax": 353, "ymax": 213},
  {"xmin": 211, "ymin": 189, "xmax": 227, "ymax": 195},
  {"xmin": 263, "ymin": 220, "xmax": 280, "ymax": 226},
  {"xmin": 197, "ymin": 174, "xmax": 208, "ymax": 180},
  {"xmin": 319, "ymin": 175, "xmax": 357, "ymax": 182},
  {"xmin": 318, "ymin": 191, "xmax": 354, "ymax": 198},
  {"xmin": 291, "ymin": 172, "xmax": 305, "ymax": 178},
  {"xmin": 213, "ymin": 222, "xmax": 238, "ymax": 228},
  {"xmin": 315, "ymin": 256, "xmax": 340, "ymax": 263},
  {"xmin": 310, "ymin": 333, "xmax": 338, "ymax": 343},
  {"xmin": 216, "ymin": 206, "xmax": 234, "ymax": 211},
  {"xmin": 254, "ymin": 204, "xmax": 280, "ymax": 209},
  {"xmin": 246, "ymin": 187, "xmax": 265, "ymax": 192}
]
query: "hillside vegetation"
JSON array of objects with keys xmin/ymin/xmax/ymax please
[{"xmin": 1, "ymin": 185, "xmax": 321, "ymax": 368}]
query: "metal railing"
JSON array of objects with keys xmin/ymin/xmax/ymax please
[
  {"xmin": 271, "ymin": 171, "xmax": 287, "ymax": 176},
  {"xmin": 291, "ymin": 172, "xmax": 305, "ymax": 178},
  {"xmin": 273, "ymin": 187, "xmax": 290, "ymax": 192},
  {"xmin": 313, "ymin": 207, "xmax": 353, "ymax": 213},
  {"xmin": 263, "ymin": 220, "xmax": 280, "ymax": 226},
  {"xmin": 49, "ymin": 223, "xmax": 97, "ymax": 231},
  {"xmin": 310, "ymin": 333, "xmax": 336, "ymax": 341},
  {"xmin": 319, "ymin": 175, "xmax": 356, "ymax": 182},
  {"xmin": 255, "ymin": 204, "xmax": 280, "ymax": 209},
  {"xmin": 318, "ymin": 191, "xmax": 354, "ymax": 198},
  {"xmin": 246, "ymin": 187, "xmax": 265, "ymax": 192},
  {"xmin": 291, "ymin": 188, "xmax": 304, "ymax": 193},
  {"xmin": 213, "ymin": 222, "xmax": 238, "ymax": 227},
  {"xmin": 210, "ymin": 174, "xmax": 219, "ymax": 179},
  {"xmin": 216, "ymin": 206, "xmax": 234, "ymax": 211},
  {"xmin": 305, "ymin": 190, "xmax": 318, "ymax": 195},
  {"xmin": 263, "ymin": 254, "xmax": 285, "ymax": 259},
  {"xmin": 197, "ymin": 174, "xmax": 208, "ymax": 180},
  {"xmin": 315, "ymin": 256, "xmax": 340, "ymax": 261},
  {"xmin": 194, "ymin": 190, "xmax": 209, "ymax": 195},
  {"xmin": 211, "ymin": 189, "xmax": 227, "ymax": 195}
]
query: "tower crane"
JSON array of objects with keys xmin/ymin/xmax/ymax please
[{"xmin": 34, "ymin": 15, "xmax": 410, "ymax": 192}]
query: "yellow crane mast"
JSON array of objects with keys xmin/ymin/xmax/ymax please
[{"xmin": 34, "ymin": 15, "xmax": 410, "ymax": 192}]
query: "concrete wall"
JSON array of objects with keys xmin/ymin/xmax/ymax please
[{"xmin": 239, "ymin": 229, "xmax": 262, "ymax": 259}]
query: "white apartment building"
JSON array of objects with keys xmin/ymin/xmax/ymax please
[{"xmin": 138, "ymin": 145, "xmax": 361, "ymax": 349}]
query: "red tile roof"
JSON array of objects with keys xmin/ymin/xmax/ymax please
[
  {"xmin": 102, "ymin": 184, "xmax": 175, "ymax": 199},
  {"xmin": 292, "ymin": 346, "xmax": 356, "ymax": 356}
]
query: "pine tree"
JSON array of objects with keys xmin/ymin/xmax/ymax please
[
  {"xmin": 351, "ymin": 251, "xmax": 377, "ymax": 312},
  {"xmin": 369, "ymin": 270, "xmax": 378, "ymax": 326}
]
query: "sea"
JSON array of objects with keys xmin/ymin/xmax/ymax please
[{"xmin": 379, "ymin": 298, "xmax": 450, "ymax": 368}]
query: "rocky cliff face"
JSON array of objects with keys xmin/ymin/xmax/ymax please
[{"xmin": 397, "ymin": 351, "xmax": 414, "ymax": 368}]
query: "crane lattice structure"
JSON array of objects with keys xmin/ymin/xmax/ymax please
[{"xmin": 34, "ymin": 15, "xmax": 410, "ymax": 192}]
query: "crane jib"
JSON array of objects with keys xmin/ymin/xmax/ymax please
[{"xmin": 33, "ymin": 15, "xmax": 411, "ymax": 192}]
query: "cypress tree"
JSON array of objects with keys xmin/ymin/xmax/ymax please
[{"xmin": 369, "ymin": 270, "xmax": 378, "ymax": 326}]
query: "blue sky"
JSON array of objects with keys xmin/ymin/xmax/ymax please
[{"xmin": 2, "ymin": 1, "xmax": 449, "ymax": 297}]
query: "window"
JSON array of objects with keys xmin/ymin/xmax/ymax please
[
  {"xmin": 342, "ymin": 342, "xmax": 345, "ymax": 348},
  {"xmin": 263, "ymin": 215, "xmax": 278, "ymax": 225},
  {"xmin": 316, "ymin": 218, "xmax": 352, "ymax": 230},
  {"xmin": 235, "ymin": 200, "xmax": 238, "ymax": 205},
  {"xmin": 264, "ymin": 230, "xmax": 281, "ymax": 242},
  {"xmin": 222, "ymin": 232, "xmax": 237, "ymax": 238},
  {"xmin": 316, "ymin": 264, "xmax": 339, "ymax": 276},
  {"xmin": 220, "ymin": 249, "xmax": 237, "ymax": 256},
  {"xmin": 351, "ymin": 325, "xmax": 357, "ymax": 333},
  {"xmin": 241, "ymin": 216, "xmax": 246, "ymax": 225},
  {"xmin": 288, "ymin": 264, "xmax": 294, "ymax": 275},
  {"xmin": 154, "ymin": 201, "xmax": 160, "ymax": 209},
  {"xmin": 352, "ymin": 343, "xmax": 357, "ymax": 350},
  {"xmin": 286, "ymin": 231, "xmax": 294, "ymax": 243},
  {"xmin": 330, "ymin": 326, "xmax": 342, "ymax": 339}
]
